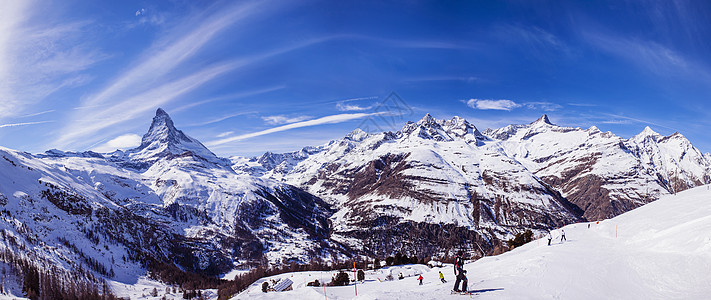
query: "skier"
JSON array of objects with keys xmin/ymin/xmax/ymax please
[
  {"xmin": 418, "ymin": 274, "xmax": 424, "ymax": 285},
  {"xmin": 439, "ymin": 271, "xmax": 446, "ymax": 283},
  {"xmin": 547, "ymin": 231, "xmax": 552, "ymax": 246},
  {"xmin": 398, "ymin": 273, "xmax": 404, "ymax": 280},
  {"xmin": 560, "ymin": 229, "xmax": 566, "ymax": 242},
  {"xmin": 452, "ymin": 250, "xmax": 465, "ymax": 293}
]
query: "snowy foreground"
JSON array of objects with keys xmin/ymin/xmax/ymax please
[{"xmin": 235, "ymin": 185, "xmax": 711, "ymax": 300}]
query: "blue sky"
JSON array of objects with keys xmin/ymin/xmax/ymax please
[{"xmin": 1, "ymin": 0, "xmax": 710, "ymax": 157}]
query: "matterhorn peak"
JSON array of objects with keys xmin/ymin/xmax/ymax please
[
  {"xmin": 156, "ymin": 107, "xmax": 168, "ymax": 116},
  {"xmin": 127, "ymin": 108, "xmax": 227, "ymax": 167},
  {"xmin": 531, "ymin": 114, "xmax": 554, "ymax": 126},
  {"xmin": 138, "ymin": 108, "xmax": 189, "ymax": 148}
]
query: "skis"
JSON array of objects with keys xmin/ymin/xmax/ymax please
[{"xmin": 451, "ymin": 290, "xmax": 471, "ymax": 295}]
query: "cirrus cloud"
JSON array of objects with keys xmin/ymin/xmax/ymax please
[
  {"xmin": 261, "ymin": 115, "xmax": 312, "ymax": 125},
  {"xmin": 91, "ymin": 133, "xmax": 142, "ymax": 153}
]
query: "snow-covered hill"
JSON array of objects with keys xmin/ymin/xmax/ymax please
[{"xmin": 236, "ymin": 184, "xmax": 711, "ymax": 299}]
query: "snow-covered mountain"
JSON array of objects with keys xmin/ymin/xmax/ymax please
[
  {"xmin": 0, "ymin": 109, "xmax": 343, "ymax": 298},
  {"xmin": 486, "ymin": 115, "xmax": 711, "ymax": 220},
  {"xmin": 239, "ymin": 114, "xmax": 711, "ymax": 258},
  {"xmin": 235, "ymin": 114, "xmax": 588, "ymax": 258}
]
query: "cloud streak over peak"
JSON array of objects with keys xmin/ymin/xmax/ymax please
[{"xmin": 206, "ymin": 112, "xmax": 383, "ymax": 147}]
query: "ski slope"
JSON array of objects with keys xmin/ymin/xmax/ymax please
[{"xmin": 235, "ymin": 184, "xmax": 711, "ymax": 299}]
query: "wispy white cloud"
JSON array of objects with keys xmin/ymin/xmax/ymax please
[
  {"xmin": 171, "ymin": 85, "xmax": 285, "ymax": 113},
  {"xmin": 91, "ymin": 133, "xmax": 142, "ymax": 153},
  {"xmin": 19, "ymin": 110, "xmax": 55, "ymax": 118},
  {"xmin": 54, "ymin": 2, "xmax": 329, "ymax": 149},
  {"xmin": 466, "ymin": 99, "xmax": 521, "ymax": 111},
  {"xmin": 57, "ymin": 36, "xmax": 326, "ymax": 148},
  {"xmin": 337, "ymin": 103, "xmax": 374, "ymax": 111},
  {"xmin": 133, "ymin": 7, "xmax": 166, "ymax": 27},
  {"xmin": 602, "ymin": 113, "xmax": 678, "ymax": 131},
  {"xmin": 0, "ymin": 1, "xmax": 104, "ymax": 119},
  {"xmin": 56, "ymin": 61, "xmax": 240, "ymax": 147},
  {"xmin": 567, "ymin": 102, "xmax": 597, "ymax": 107},
  {"xmin": 334, "ymin": 96, "xmax": 379, "ymax": 111},
  {"xmin": 207, "ymin": 112, "xmax": 383, "ymax": 146},
  {"xmin": 524, "ymin": 102, "xmax": 562, "ymax": 111},
  {"xmin": 0, "ymin": 120, "xmax": 54, "ymax": 128},
  {"xmin": 584, "ymin": 31, "xmax": 704, "ymax": 78},
  {"xmin": 261, "ymin": 115, "xmax": 312, "ymax": 125},
  {"xmin": 187, "ymin": 112, "xmax": 253, "ymax": 127},
  {"xmin": 81, "ymin": 2, "xmax": 266, "ymax": 109},
  {"xmin": 216, "ymin": 131, "xmax": 234, "ymax": 138},
  {"xmin": 494, "ymin": 25, "xmax": 570, "ymax": 59}
]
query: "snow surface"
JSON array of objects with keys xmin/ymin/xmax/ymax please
[
  {"xmin": 110, "ymin": 276, "xmax": 217, "ymax": 300},
  {"xmin": 234, "ymin": 184, "xmax": 711, "ymax": 299}
]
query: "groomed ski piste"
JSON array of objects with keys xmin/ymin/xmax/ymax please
[{"xmin": 235, "ymin": 184, "xmax": 711, "ymax": 300}]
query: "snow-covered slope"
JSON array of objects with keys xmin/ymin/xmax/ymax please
[{"xmin": 236, "ymin": 184, "xmax": 711, "ymax": 299}]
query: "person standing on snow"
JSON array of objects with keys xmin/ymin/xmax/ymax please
[
  {"xmin": 418, "ymin": 274, "xmax": 424, "ymax": 285},
  {"xmin": 560, "ymin": 229, "xmax": 566, "ymax": 242},
  {"xmin": 439, "ymin": 271, "xmax": 446, "ymax": 283},
  {"xmin": 453, "ymin": 251, "xmax": 466, "ymax": 292},
  {"xmin": 547, "ymin": 231, "xmax": 552, "ymax": 246}
]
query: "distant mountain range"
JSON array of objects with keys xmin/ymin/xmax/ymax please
[
  {"xmin": 234, "ymin": 113, "xmax": 710, "ymax": 257},
  {"xmin": 0, "ymin": 109, "xmax": 708, "ymax": 295}
]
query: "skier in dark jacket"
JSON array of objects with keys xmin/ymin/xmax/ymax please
[{"xmin": 452, "ymin": 250, "xmax": 466, "ymax": 292}]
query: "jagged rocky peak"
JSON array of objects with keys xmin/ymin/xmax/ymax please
[
  {"xmin": 417, "ymin": 113, "xmax": 437, "ymax": 125},
  {"xmin": 127, "ymin": 108, "xmax": 225, "ymax": 165},
  {"xmin": 531, "ymin": 114, "xmax": 554, "ymax": 126},
  {"xmin": 138, "ymin": 108, "xmax": 191, "ymax": 148},
  {"xmin": 444, "ymin": 116, "xmax": 486, "ymax": 141}
]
